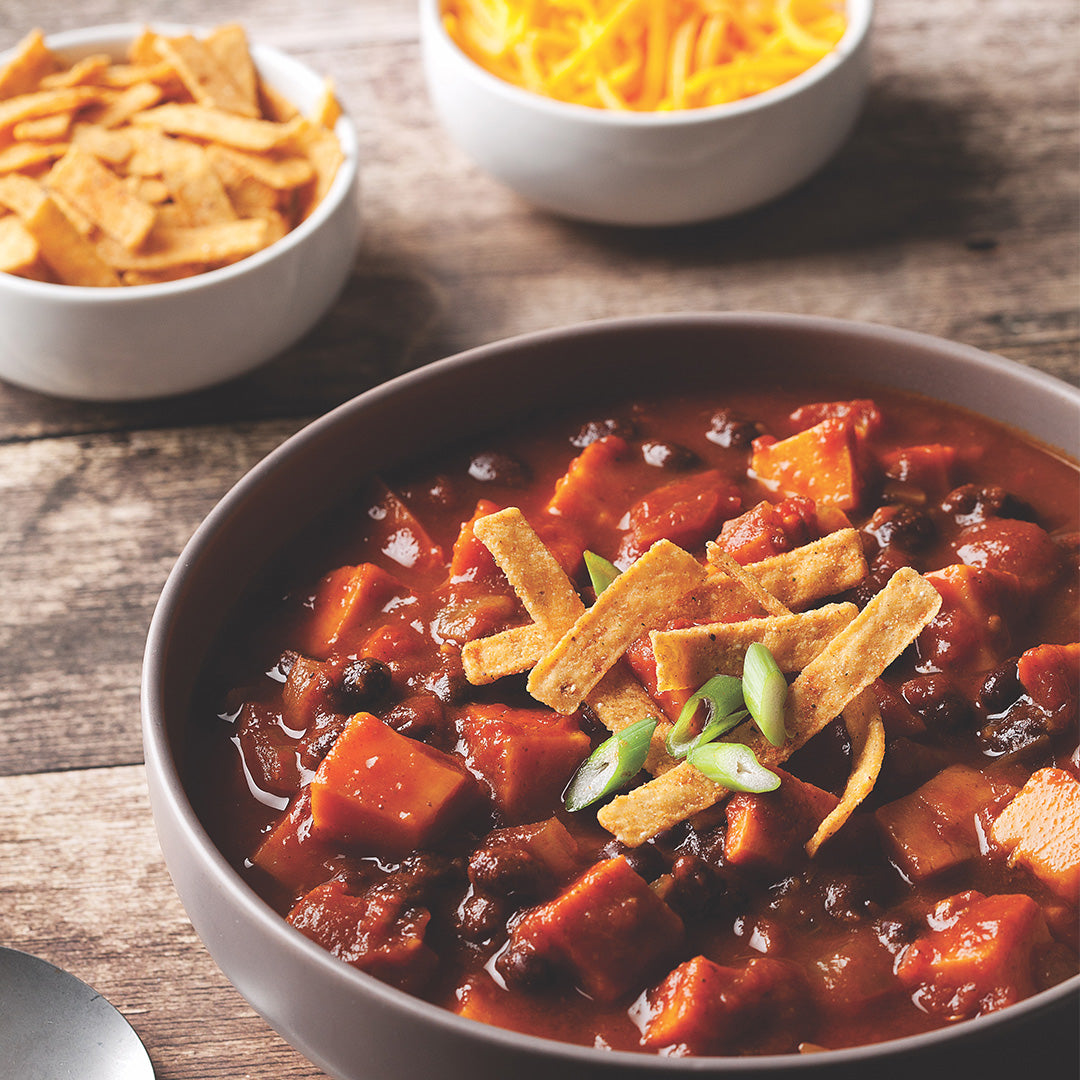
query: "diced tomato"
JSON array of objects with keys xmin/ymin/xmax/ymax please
[
  {"xmin": 363, "ymin": 480, "xmax": 445, "ymax": 577},
  {"xmin": 641, "ymin": 955, "xmax": 811, "ymax": 1055},
  {"xmin": 724, "ymin": 769, "xmax": 839, "ymax": 874},
  {"xmin": 430, "ymin": 587, "xmax": 519, "ymax": 646},
  {"xmin": 309, "ymin": 713, "xmax": 478, "ymax": 858},
  {"xmin": 281, "ymin": 655, "xmax": 338, "ymax": 731},
  {"xmin": 1018, "ymin": 642, "xmax": 1080, "ymax": 721},
  {"xmin": 751, "ymin": 418, "xmax": 864, "ymax": 510},
  {"xmin": 304, "ymin": 562, "xmax": 411, "ymax": 657},
  {"xmin": 875, "ymin": 764, "xmax": 1018, "ymax": 882},
  {"xmin": 625, "ymin": 633, "xmax": 693, "ymax": 722},
  {"xmin": 504, "ymin": 856, "xmax": 684, "ymax": 1002},
  {"xmin": 468, "ymin": 818, "xmax": 581, "ymax": 895},
  {"xmin": 896, "ymin": 891, "xmax": 1051, "ymax": 1019},
  {"xmin": 991, "ymin": 767, "xmax": 1080, "ymax": 900},
  {"xmin": 917, "ymin": 564, "xmax": 1022, "ymax": 673},
  {"xmin": 879, "ymin": 444, "xmax": 957, "ymax": 498},
  {"xmin": 234, "ymin": 702, "xmax": 300, "ymax": 798},
  {"xmin": 952, "ymin": 518, "xmax": 1064, "ymax": 594},
  {"xmin": 449, "ymin": 498, "xmax": 502, "ymax": 582},
  {"xmin": 714, "ymin": 495, "xmax": 820, "ymax": 565},
  {"xmin": 288, "ymin": 875, "xmax": 437, "ymax": 994},
  {"xmin": 545, "ymin": 435, "xmax": 631, "ymax": 543},
  {"xmin": 789, "ymin": 398, "xmax": 883, "ymax": 440},
  {"xmin": 615, "ymin": 470, "xmax": 741, "ymax": 566},
  {"xmin": 460, "ymin": 704, "xmax": 590, "ymax": 824},
  {"xmin": 533, "ymin": 515, "xmax": 587, "ymax": 578},
  {"xmin": 359, "ymin": 620, "xmax": 428, "ymax": 668}
]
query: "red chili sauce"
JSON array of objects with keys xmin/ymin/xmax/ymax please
[{"xmin": 190, "ymin": 381, "xmax": 1080, "ymax": 1057}]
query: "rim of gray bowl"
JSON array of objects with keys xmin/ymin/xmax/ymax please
[
  {"xmin": 419, "ymin": 0, "xmax": 875, "ymax": 127},
  {"xmin": 0, "ymin": 23, "xmax": 359, "ymax": 301},
  {"xmin": 142, "ymin": 311, "xmax": 1079, "ymax": 1075}
]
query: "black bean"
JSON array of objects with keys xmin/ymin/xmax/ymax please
[
  {"xmin": 456, "ymin": 889, "xmax": 507, "ymax": 943},
  {"xmin": 977, "ymin": 702, "xmax": 1050, "ymax": 756},
  {"xmin": 468, "ymin": 451, "xmax": 531, "ymax": 486},
  {"xmin": 382, "ymin": 694, "xmax": 444, "ymax": 739},
  {"xmin": 570, "ymin": 417, "xmax": 636, "ymax": 448},
  {"xmin": 706, "ymin": 409, "xmax": 761, "ymax": 448},
  {"xmin": 977, "ymin": 658, "xmax": 1024, "ymax": 716},
  {"xmin": 338, "ymin": 657, "xmax": 391, "ymax": 711},
  {"xmin": 641, "ymin": 440, "xmax": 699, "ymax": 470},
  {"xmin": 900, "ymin": 674, "xmax": 973, "ymax": 733},
  {"xmin": 941, "ymin": 484, "xmax": 1038, "ymax": 526},
  {"xmin": 495, "ymin": 939, "xmax": 558, "ymax": 991},
  {"xmin": 862, "ymin": 504, "xmax": 936, "ymax": 553},
  {"xmin": 597, "ymin": 838, "xmax": 667, "ymax": 881}
]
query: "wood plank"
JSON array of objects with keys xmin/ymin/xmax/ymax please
[
  {"xmin": 0, "ymin": 423, "xmax": 302, "ymax": 776},
  {"xmin": 0, "ymin": 764, "xmax": 326, "ymax": 1078}
]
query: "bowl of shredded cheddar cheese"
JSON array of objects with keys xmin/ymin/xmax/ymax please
[{"xmin": 420, "ymin": 0, "xmax": 872, "ymax": 225}]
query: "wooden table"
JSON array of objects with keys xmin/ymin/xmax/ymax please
[{"xmin": 0, "ymin": 1, "xmax": 1076, "ymax": 1076}]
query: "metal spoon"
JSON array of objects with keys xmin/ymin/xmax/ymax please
[{"xmin": 0, "ymin": 946, "xmax": 154, "ymax": 1078}]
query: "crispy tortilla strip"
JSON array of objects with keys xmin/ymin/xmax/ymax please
[
  {"xmin": 154, "ymin": 34, "xmax": 259, "ymax": 118},
  {"xmin": 40, "ymin": 54, "xmax": 110, "ymax": 89},
  {"xmin": 206, "ymin": 143, "xmax": 314, "ymax": 191},
  {"xmin": 129, "ymin": 29, "xmax": 161, "ymax": 67},
  {"xmin": 805, "ymin": 689, "xmax": 885, "ymax": 857},
  {"xmin": 0, "ymin": 30, "xmax": 58, "ymax": 100},
  {"xmin": 0, "ymin": 141, "xmax": 66, "ymax": 174},
  {"xmin": 651, "ymin": 603, "xmax": 859, "ymax": 691},
  {"xmin": 528, "ymin": 540, "xmax": 710, "ymax": 714},
  {"xmin": 310, "ymin": 77, "xmax": 342, "ymax": 129},
  {"xmin": 472, "ymin": 507, "xmax": 585, "ymax": 633},
  {"xmin": 597, "ymin": 567, "xmax": 941, "ymax": 846},
  {"xmin": 122, "ymin": 263, "xmax": 203, "ymax": 285},
  {"xmin": 71, "ymin": 122, "xmax": 133, "ymax": 165},
  {"xmin": 462, "ymin": 621, "xmax": 550, "ymax": 685},
  {"xmin": 708, "ymin": 546, "xmax": 791, "ymax": 617},
  {"xmin": 92, "ymin": 81, "xmax": 162, "ymax": 129},
  {"xmin": 124, "ymin": 176, "xmax": 169, "ymax": 203},
  {"xmin": 96, "ymin": 61, "xmax": 178, "ymax": 90},
  {"xmin": 132, "ymin": 103, "xmax": 300, "ymax": 151},
  {"xmin": 204, "ymin": 25, "xmax": 258, "ymax": 115},
  {"xmin": 258, "ymin": 77, "xmax": 300, "ymax": 122},
  {"xmin": 0, "ymin": 87, "xmax": 102, "ymax": 131},
  {"xmin": 292, "ymin": 119, "xmax": 345, "ymax": 218},
  {"xmin": 16, "ymin": 188, "xmax": 120, "ymax": 285},
  {"xmin": 0, "ymin": 212, "xmax": 39, "ymax": 272},
  {"xmin": 0, "ymin": 172, "xmax": 44, "ymax": 216},
  {"xmin": 156, "ymin": 137, "xmax": 237, "ymax": 226},
  {"xmin": 47, "ymin": 147, "xmax": 155, "ymax": 249},
  {"xmin": 96, "ymin": 218, "xmax": 267, "ymax": 271},
  {"xmin": 695, "ymin": 528, "xmax": 867, "ymax": 617},
  {"xmin": 12, "ymin": 111, "xmax": 72, "ymax": 141},
  {"xmin": 589, "ymin": 663, "xmax": 679, "ymax": 775}
]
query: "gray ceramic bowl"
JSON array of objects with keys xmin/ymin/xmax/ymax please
[{"xmin": 142, "ymin": 313, "xmax": 1079, "ymax": 1080}]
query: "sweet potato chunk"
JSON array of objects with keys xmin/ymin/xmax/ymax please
[
  {"xmin": 876, "ymin": 764, "xmax": 1018, "ymax": 882},
  {"xmin": 251, "ymin": 790, "xmax": 343, "ymax": 893},
  {"xmin": 624, "ymin": 632, "xmax": 693, "ymax": 724},
  {"xmin": 641, "ymin": 955, "xmax": 811, "ymax": 1055},
  {"xmin": 1017, "ymin": 642, "xmax": 1079, "ymax": 721},
  {"xmin": 304, "ymin": 562, "xmax": 410, "ymax": 657},
  {"xmin": 991, "ymin": 768, "xmax": 1080, "ymax": 900},
  {"xmin": 449, "ymin": 498, "xmax": 502, "ymax": 582},
  {"xmin": 713, "ymin": 495, "xmax": 819, "ymax": 566},
  {"xmin": 310, "ymin": 713, "xmax": 477, "ymax": 857},
  {"xmin": 545, "ymin": 435, "xmax": 630, "ymax": 540},
  {"xmin": 500, "ymin": 856, "xmax": 683, "ymax": 1002},
  {"xmin": 724, "ymin": 769, "xmax": 839, "ymax": 874},
  {"xmin": 751, "ymin": 419, "xmax": 863, "ymax": 511},
  {"xmin": 459, "ymin": 704, "xmax": 590, "ymax": 823},
  {"xmin": 896, "ymin": 891, "xmax": 1051, "ymax": 1019}
]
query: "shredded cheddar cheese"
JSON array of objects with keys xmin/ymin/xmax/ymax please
[{"xmin": 442, "ymin": 0, "xmax": 847, "ymax": 111}]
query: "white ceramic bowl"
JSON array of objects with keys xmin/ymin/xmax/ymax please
[
  {"xmin": 0, "ymin": 24, "xmax": 360, "ymax": 401},
  {"xmin": 144, "ymin": 313, "xmax": 1078, "ymax": 1080},
  {"xmin": 419, "ymin": 0, "xmax": 873, "ymax": 226}
]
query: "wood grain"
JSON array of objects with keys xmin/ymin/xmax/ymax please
[{"xmin": 0, "ymin": 0, "xmax": 1075, "ymax": 1076}]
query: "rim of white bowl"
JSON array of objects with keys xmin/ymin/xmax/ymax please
[
  {"xmin": 422, "ymin": 0, "xmax": 874, "ymax": 127},
  {"xmin": 0, "ymin": 23, "xmax": 359, "ymax": 302},
  {"xmin": 143, "ymin": 311, "xmax": 1079, "ymax": 1076}
]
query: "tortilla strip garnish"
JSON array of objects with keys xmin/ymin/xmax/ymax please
[
  {"xmin": 153, "ymin": 34, "xmax": 259, "ymax": 118},
  {"xmin": 527, "ymin": 539, "xmax": 710, "ymax": 714},
  {"xmin": 650, "ymin": 603, "xmax": 858, "ymax": 691},
  {"xmin": 707, "ymin": 545, "xmax": 792, "ymax": 617},
  {"xmin": 463, "ymin": 508, "xmax": 678, "ymax": 771},
  {"xmin": 96, "ymin": 218, "xmax": 267, "ymax": 271},
  {"xmin": 465, "ymin": 528, "xmax": 868, "ymax": 681},
  {"xmin": 697, "ymin": 527, "xmax": 866, "ymax": 615},
  {"xmin": 131, "ymin": 103, "xmax": 301, "ymax": 151},
  {"xmin": 805, "ymin": 688, "xmax": 886, "ymax": 857},
  {"xmin": 0, "ymin": 30, "xmax": 58, "ymax": 100},
  {"xmin": 596, "ymin": 566, "xmax": 942, "ymax": 846}
]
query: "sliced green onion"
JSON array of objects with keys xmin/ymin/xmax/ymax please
[
  {"xmin": 564, "ymin": 716, "xmax": 656, "ymax": 812},
  {"xmin": 584, "ymin": 550, "xmax": 621, "ymax": 596},
  {"xmin": 687, "ymin": 742, "xmax": 781, "ymax": 793},
  {"xmin": 689, "ymin": 709, "xmax": 749, "ymax": 752},
  {"xmin": 666, "ymin": 674, "xmax": 746, "ymax": 758},
  {"xmin": 742, "ymin": 642, "xmax": 789, "ymax": 747}
]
